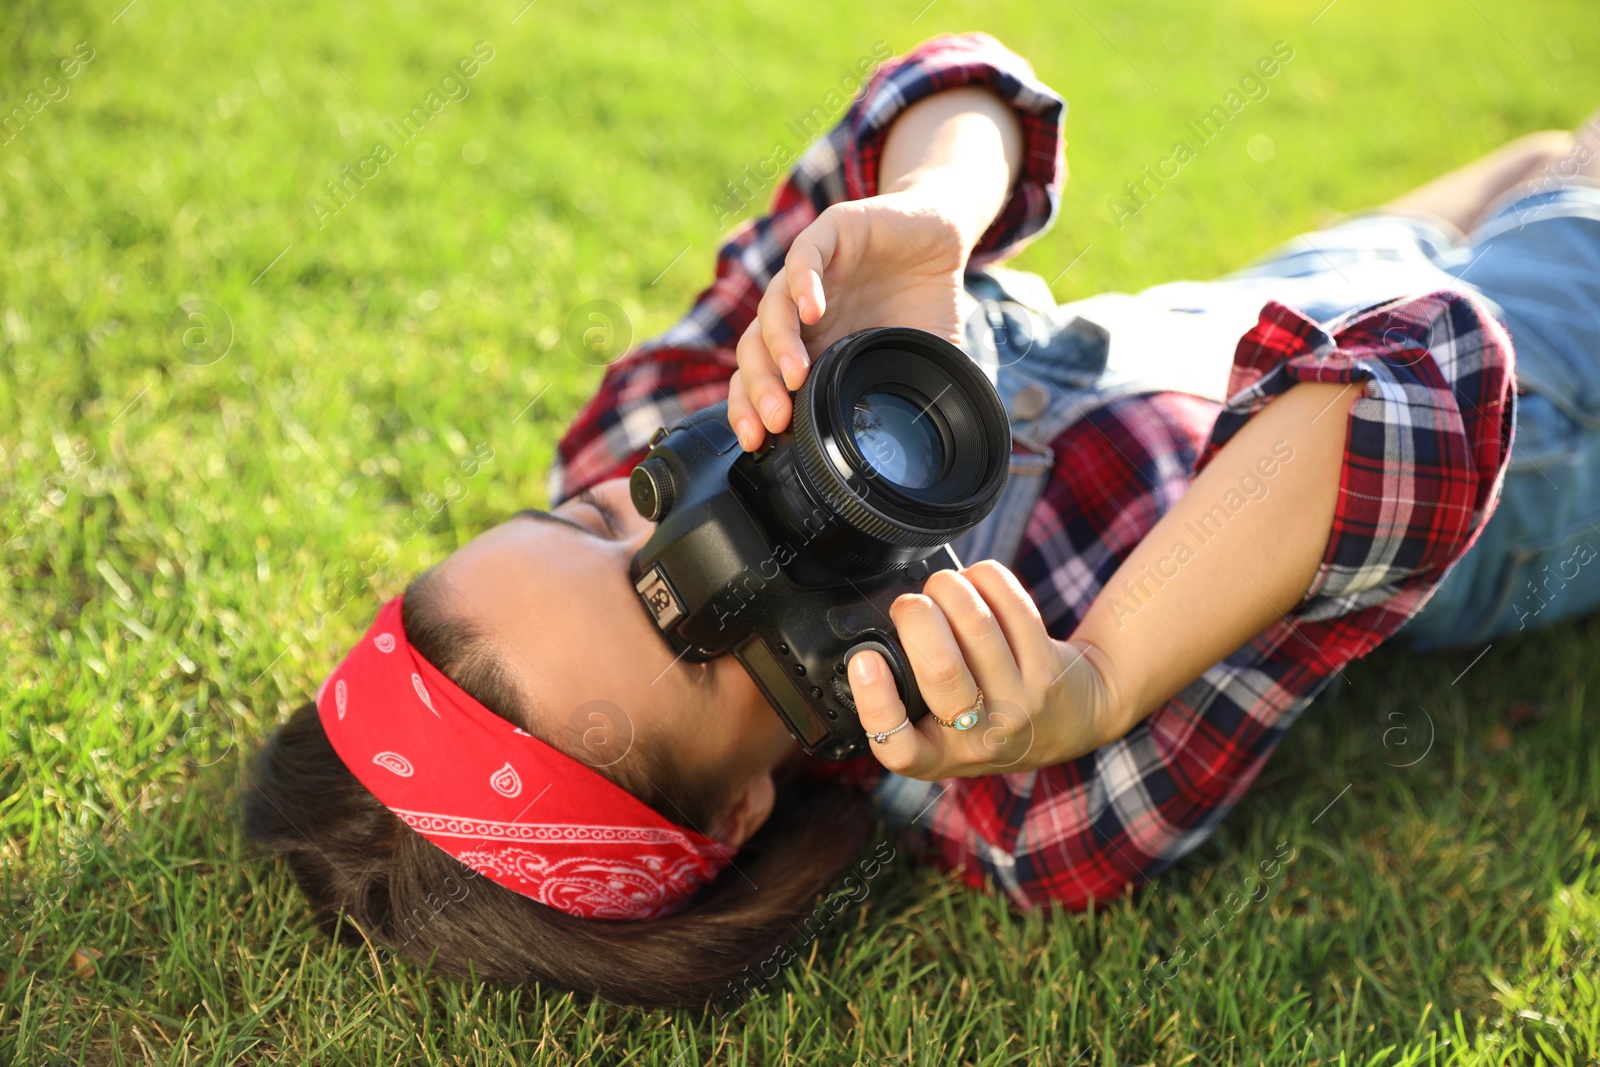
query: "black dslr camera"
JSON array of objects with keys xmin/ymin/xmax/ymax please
[{"xmin": 627, "ymin": 327, "xmax": 1010, "ymax": 760}]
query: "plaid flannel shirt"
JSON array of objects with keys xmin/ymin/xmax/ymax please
[
  {"xmin": 549, "ymin": 35, "xmax": 1517, "ymax": 910},
  {"xmin": 550, "ymin": 32, "xmax": 1065, "ymax": 502}
]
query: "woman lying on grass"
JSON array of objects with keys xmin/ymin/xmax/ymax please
[{"xmin": 246, "ymin": 33, "xmax": 1600, "ymax": 1009}]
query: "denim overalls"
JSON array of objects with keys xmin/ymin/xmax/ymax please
[
  {"xmin": 947, "ymin": 265, "xmax": 1155, "ymax": 571},
  {"xmin": 950, "ymin": 182, "xmax": 1600, "ymax": 651}
]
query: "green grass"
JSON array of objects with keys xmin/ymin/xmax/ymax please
[{"xmin": 2, "ymin": 0, "xmax": 1599, "ymax": 1061}]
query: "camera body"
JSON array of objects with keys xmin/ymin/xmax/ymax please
[{"xmin": 628, "ymin": 327, "xmax": 1010, "ymax": 760}]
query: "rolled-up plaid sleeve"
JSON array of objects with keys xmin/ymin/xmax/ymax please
[
  {"xmin": 549, "ymin": 32, "xmax": 1066, "ymax": 502},
  {"xmin": 1201, "ymin": 290, "xmax": 1517, "ymax": 652},
  {"xmin": 904, "ymin": 288, "xmax": 1517, "ymax": 913}
]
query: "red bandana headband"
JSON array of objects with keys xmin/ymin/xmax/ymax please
[{"xmin": 315, "ymin": 597, "xmax": 735, "ymax": 920}]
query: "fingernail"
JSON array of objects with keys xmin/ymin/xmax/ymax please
[
  {"xmin": 851, "ymin": 655, "xmax": 875, "ymax": 682},
  {"xmin": 759, "ymin": 395, "xmax": 782, "ymax": 423},
  {"xmin": 779, "ymin": 357, "xmax": 798, "ymax": 382},
  {"xmin": 736, "ymin": 417, "xmax": 756, "ymax": 447}
]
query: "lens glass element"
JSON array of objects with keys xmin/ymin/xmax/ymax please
[{"xmin": 851, "ymin": 390, "xmax": 943, "ymax": 489}]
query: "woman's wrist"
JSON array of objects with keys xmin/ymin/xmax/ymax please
[
  {"xmin": 880, "ymin": 170, "xmax": 999, "ymax": 263},
  {"xmin": 1042, "ymin": 639, "xmax": 1131, "ymax": 762},
  {"xmin": 877, "ymin": 86, "xmax": 1024, "ymax": 262}
]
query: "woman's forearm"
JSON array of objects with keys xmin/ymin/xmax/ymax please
[
  {"xmin": 876, "ymin": 88, "xmax": 1353, "ymax": 754},
  {"xmin": 1062, "ymin": 381, "xmax": 1361, "ymax": 747},
  {"xmin": 878, "ymin": 86, "xmax": 1025, "ymax": 255}
]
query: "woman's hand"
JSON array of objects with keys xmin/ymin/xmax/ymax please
[
  {"xmin": 726, "ymin": 187, "xmax": 972, "ymax": 452},
  {"xmin": 846, "ymin": 560, "xmax": 1128, "ymax": 780},
  {"xmin": 726, "ymin": 83, "xmax": 1024, "ymax": 452}
]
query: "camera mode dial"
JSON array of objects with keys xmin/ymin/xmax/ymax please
[{"xmin": 630, "ymin": 458, "xmax": 676, "ymax": 521}]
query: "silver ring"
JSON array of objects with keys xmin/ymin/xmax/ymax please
[{"xmin": 870, "ymin": 718, "xmax": 913, "ymax": 745}]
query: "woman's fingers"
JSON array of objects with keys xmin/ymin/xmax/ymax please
[
  {"xmin": 733, "ymin": 205, "xmax": 880, "ymax": 451},
  {"xmin": 786, "ymin": 211, "xmax": 838, "ymax": 326},
  {"xmin": 848, "ymin": 650, "xmax": 936, "ymax": 778},
  {"xmin": 760, "ymin": 214, "xmax": 839, "ymax": 389},
  {"xmin": 890, "ymin": 592, "xmax": 983, "ymax": 716},
  {"xmin": 758, "ymin": 278, "xmax": 810, "ymax": 391},
  {"xmin": 733, "ymin": 316, "xmax": 791, "ymax": 450},
  {"xmin": 959, "ymin": 561, "xmax": 1053, "ymax": 672},
  {"xmin": 850, "ymin": 566, "xmax": 1052, "ymax": 780},
  {"xmin": 726, "ymin": 368, "xmax": 759, "ymax": 451},
  {"xmin": 918, "ymin": 568, "xmax": 1021, "ymax": 684},
  {"xmin": 790, "ymin": 258, "xmax": 825, "ymax": 325},
  {"xmin": 756, "ymin": 211, "xmax": 841, "ymax": 391}
]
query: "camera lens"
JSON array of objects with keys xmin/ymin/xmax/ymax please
[
  {"xmin": 850, "ymin": 389, "xmax": 945, "ymax": 489},
  {"xmin": 772, "ymin": 327, "xmax": 1011, "ymax": 567}
]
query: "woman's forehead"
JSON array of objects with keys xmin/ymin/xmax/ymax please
[{"xmin": 431, "ymin": 515, "xmax": 686, "ymax": 719}]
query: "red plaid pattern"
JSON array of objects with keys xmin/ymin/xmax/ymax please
[
  {"xmin": 549, "ymin": 38, "xmax": 1518, "ymax": 910},
  {"xmin": 916, "ymin": 294, "xmax": 1515, "ymax": 909},
  {"xmin": 549, "ymin": 32, "xmax": 1066, "ymax": 502}
]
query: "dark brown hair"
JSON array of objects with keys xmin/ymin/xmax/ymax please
[{"xmin": 244, "ymin": 571, "xmax": 871, "ymax": 1009}]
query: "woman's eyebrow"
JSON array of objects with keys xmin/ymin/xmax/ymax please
[{"xmin": 510, "ymin": 508, "xmax": 591, "ymax": 535}]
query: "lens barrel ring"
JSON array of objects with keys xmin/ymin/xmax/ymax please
[
  {"xmin": 788, "ymin": 328, "xmax": 1010, "ymax": 552},
  {"xmin": 790, "ymin": 410, "xmax": 947, "ymax": 548}
]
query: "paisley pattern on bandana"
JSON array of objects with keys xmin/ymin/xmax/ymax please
[{"xmin": 316, "ymin": 597, "xmax": 734, "ymax": 921}]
